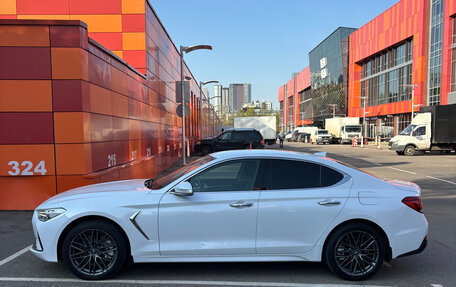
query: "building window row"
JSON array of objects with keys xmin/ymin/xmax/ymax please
[
  {"xmin": 428, "ymin": 0, "xmax": 444, "ymax": 105},
  {"xmin": 279, "ymin": 100, "xmax": 284, "ymax": 127},
  {"xmin": 299, "ymin": 88, "xmax": 312, "ymax": 120},
  {"xmin": 361, "ymin": 63, "xmax": 413, "ymax": 107},
  {"xmin": 288, "ymin": 96, "xmax": 294, "ymax": 127},
  {"xmin": 361, "ymin": 39, "xmax": 413, "ymax": 78}
]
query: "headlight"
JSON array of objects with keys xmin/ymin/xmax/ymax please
[
  {"xmin": 37, "ymin": 208, "xmax": 66, "ymax": 222},
  {"xmin": 195, "ymin": 141, "xmax": 201, "ymax": 145}
]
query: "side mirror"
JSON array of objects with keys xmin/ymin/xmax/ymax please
[{"xmin": 171, "ymin": 181, "xmax": 193, "ymax": 196}]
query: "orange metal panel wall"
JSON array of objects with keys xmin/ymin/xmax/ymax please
[
  {"xmin": 348, "ymin": 0, "xmax": 429, "ymax": 117},
  {"xmin": 0, "ymin": 0, "xmax": 147, "ymax": 73},
  {"xmin": 0, "ymin": 17, "xmax": 207, "ymax": 210}
]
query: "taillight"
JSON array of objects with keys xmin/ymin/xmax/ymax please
[
  {"xmin": 260, "ymin": 140, "xmax": 264, "ymax": 145},
  {"xmin": 402, "ymin": 196, "xmax": 423, "ymax": 213}
]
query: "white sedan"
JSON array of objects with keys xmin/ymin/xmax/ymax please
[{"xmin": 31, "ymin": 150, "xmax": 428, "ymax": 281}]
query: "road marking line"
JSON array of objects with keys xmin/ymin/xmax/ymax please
[
  {"xmin": 388, "ymin": 167, "xmax": 417, "ymax": 175},
  {"xmin": 382, "ymin": 261, "xmax": 391, "ymax": 267},
  {"xmin": 426, "ymin": 176, "xmax": 456, "ymax": 185},
  {"xmin": 0, "ymin": 277, "xmax": 393, "ymax": 287},
  {"xmin": 430, "ymin": 284, "xmax": 444, "ymax": 287},
  {"xmin": 0, "ymin": 245, "xmax": 32, "ymax": 267}
]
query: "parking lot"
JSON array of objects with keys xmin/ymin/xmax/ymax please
[{"xmin": 0, "ymin": 143, "xmax": 455, "ymax": 287}]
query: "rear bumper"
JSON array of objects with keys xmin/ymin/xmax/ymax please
[{"xmin": 397, "ymin": 237, "xmax": 427, "ymax": 258}]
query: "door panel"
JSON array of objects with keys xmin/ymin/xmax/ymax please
[
  {"xmin": 159, "ymin": 191, "xmax": 260, "ymax": 255},
  {"xmin": 158, "ymin": 159, "xmax": 261, "ymax": 256},
  {"xmin": 256, "ymin": 159, "xmax": 351, "ymax": 254}
]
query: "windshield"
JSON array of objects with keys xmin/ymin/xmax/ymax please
[
  {"xmin": 149, "ymin": 155, "xmax": 214, "ymax": 189},
  {"xmin": 345, "ymin": 126, "xmax": 361, "ymax": 133},
  {"xmin": 318, "ymin": 130, "xmax": 328, "ymax": 135},
  {"xmin": 400, "ymin": 124, "xmax": 416, "ymax": 135}
]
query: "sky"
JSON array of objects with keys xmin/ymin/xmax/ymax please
[{"xmin": 148, "ymin": 0, "xmax": 399, "ymax": 110}]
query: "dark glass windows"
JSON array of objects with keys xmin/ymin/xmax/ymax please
[
  {"xmin": 264, "ymin": 160, "xmax": 344, "ymax": 190},
  {"xmin": 360, "ymin": 39, "xmax": 413, "ymax": 107},
  {"xmin": 190, "ymin": 159, "xmax": 260, "ymax": 192},
  {"xmin": 428, "ymin": 0, "xmax": 444, "ymax": 106}
]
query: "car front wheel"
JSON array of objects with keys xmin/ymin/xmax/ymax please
[
  {"xmin": 201, "ymin": 145, "xmax": 212, "ymax": 155},
  {"xmin": 62, "ymin": 220, "xmax": 127, "ymax": 280},
  {"xmin": 324, "ymin": 223, "xmax": 385, "ymax": 281}
]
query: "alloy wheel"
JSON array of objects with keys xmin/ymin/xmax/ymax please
[
  {"xmin": 68, "ymin": 229, "xmax": 118, "ymax": 276},
  {"xmin": 334, "ymin": 231, "xmax": 379, "ymax": 277}
]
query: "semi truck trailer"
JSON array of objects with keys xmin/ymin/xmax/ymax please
[
  {"xmin": 325, "ymin": 117, "xmax": 362, "ymax": 144},
  {"xmin": 389, "ymin": 104, "xmax": 456, "ymax": 155},
  {"xmin": 234, "ymin": 116, "xmax": 277, "ymax": 145}
]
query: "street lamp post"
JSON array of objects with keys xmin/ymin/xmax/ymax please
[
  {"xmin": 179, "ymin": 45, "xmax": 212, "ymax": 165},
  {"xmin": 199, "ymin": 81, "xmax": 218, "ymax": 139},
  {"xmin": 401, "ymin": 84, "xmax": 420, "ymax": 119},
  {"xmin": 328, "ymin": 104, "xmax": 337, "ymax": 118},
  {"xmin": 208, "ymin": 95, "xmax": 221, "ymax": 136}
]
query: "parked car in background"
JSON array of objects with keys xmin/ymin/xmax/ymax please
[
  {"xmin": 311, "ymin": 129, "xmax": 332, "ymax": 144},
  {"xmin": 298, "ymin": 133, "xmax": 311, "ymax": 143},
  {"xmin": 194, "ymin": 128, "xmax": 264, "ymax": 155},
  {"xmin": 285, "ymin": 131, "xmax": 294, "ymax": 142},
  {"xmin": 31, "ymin": 150, "xmax": 428, "ymax": 281},
  {"xmin": 291, "ymin": 132, "xmax": 302, "ymax": 142}
]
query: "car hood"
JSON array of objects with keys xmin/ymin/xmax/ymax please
[{"xmin": 39, "ymin": 179, "xmax": 149, "ymax": 207}]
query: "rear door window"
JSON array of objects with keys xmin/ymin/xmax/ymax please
[{"xmin": 262, "ymin": 159, "xmax": 344, "ymax": 190}]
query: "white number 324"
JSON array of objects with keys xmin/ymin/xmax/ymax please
[{"xmin": 8, "ymin": 161, "xmax": 47, "ymax": 176}]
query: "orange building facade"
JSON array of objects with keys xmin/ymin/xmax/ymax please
[
  {"xmin": 278, "ymin": 66, "xmax": 311, "ymax": 131},
  {"xmin": 0, "ymin": 1, "xmax": 219, "ymax": 210}
]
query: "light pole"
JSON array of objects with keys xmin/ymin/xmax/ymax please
[
  {"xmin": 179, "ymin": 44, "xmax": 212, "ymax": 165},
  {"xmin": 401, "ymin": 84, "xmax": 420, "ymax": 119},
  {"xmin": 209, "ymin": 95, "xmax": 221, "ymax": 136},
  {"xmin": 361, "ymin": 96, "xmax": 371, "ymax": 145},
  {"xmin": 199, "ymin": 81, "xmax": 218, "ymax": 139},
  {"xmin": 328, "ymin": 104, "xmax": 337, "ymax": 118}
]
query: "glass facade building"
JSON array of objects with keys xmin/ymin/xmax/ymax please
[
  {"xmin": 308, "ymin": 27, "xmax": 356, "ymax": 127},
  {"xmin": 428, "ymin": 0, "xmax": 444, "ymax": 105}
]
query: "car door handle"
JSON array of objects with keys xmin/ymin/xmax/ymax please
[
  {"xmin": 229, "ymin": 201, "xmax": 253, "ymax": 208},
  {"xmin": 318, "ymin": 200, "xmax": 341, "ymax": 206}
]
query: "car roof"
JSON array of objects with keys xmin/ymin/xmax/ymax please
[
  {"xmin": 211, "ymin": 149, "xmax": 312, "ymax": 160},
  {"xmin": 224, "ymin": 128, "xmax": 257, "ymax": 132}
]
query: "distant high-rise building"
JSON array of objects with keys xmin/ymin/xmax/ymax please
[
  {"xmin": 213, "ymin": 85, "xmax": 222, "ymax": 116},
  {"xmin": 222, "ymin": 87, "xmax": 230, "ymax": 114},
  {"xmin": 229, "ymin": 84, "xmax": 244, "ymax": 111},
  {"xmin": 262, "ymin": 100, "xmax": 273, "ymax": 112},
  {"xmin": 243, "ymin": 83, "xmax": 251, "ymax": 104}
]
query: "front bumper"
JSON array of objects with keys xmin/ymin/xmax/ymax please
[{"xmin": 388, "ymin": 141, "xmax": 405, "ymax": 152}]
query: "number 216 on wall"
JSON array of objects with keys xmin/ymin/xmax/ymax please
[{"xmin": 8, "ymin": 161, "xmax": 47, "ymax": 176}]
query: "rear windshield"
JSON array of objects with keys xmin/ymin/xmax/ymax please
[{"xmin": 149, "ymin": 155, "xmax": 214, "ymax": 189}]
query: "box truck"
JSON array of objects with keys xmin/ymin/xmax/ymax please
[
  {"xmin": 325, "ymin": 117, "xmax": 362, "ymax": 144},
  {"xmin": 234, "ymin": 116, "xmax": 277, "ymax": 145},
  {"xmin": 389, "ymin": 104, "xmax": 456, "ymax": 155}
]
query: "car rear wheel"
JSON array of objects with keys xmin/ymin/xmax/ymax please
[
  {"xmin": 324, "ymin": 223, "xmax": 384, "ymax": 281},
  {"xmin": 62, "ymin": 220, "xmax": 127, "ymax": 280},
  {"xmin": 201, "ymin": 145, "xmax": 212, "ymax": 155}
]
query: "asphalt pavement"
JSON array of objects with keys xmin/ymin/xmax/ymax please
[{"xmin": 0, "ymin": 144, "xmax": 454, "ymax": 287}]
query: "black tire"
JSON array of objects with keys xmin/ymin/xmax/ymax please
[
  {"xmin": 243, "ymin": 144, "xmax": 251, "ymax": 149},
  {"xmin": 396, "ymin": 151, "xmax": 404, "ymax": 155},
  {"xmin": 201, "ymin": 145, "xmax": 212, "ymax": 155},
  {"xmin": 324, "ymin": 223, "xmax": 385, "ymax": 281},
  {"xmin": 62, "ymin": 220, "xmax": 127, "ymax": 280},
  {"xmin": 404, "ymin": 145, "xmax": 416, "ymax": 156}
]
